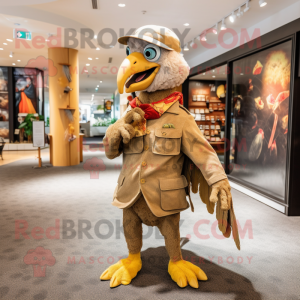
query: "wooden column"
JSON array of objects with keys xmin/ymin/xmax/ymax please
[{"xmin": 48, "ymin": 48, "xmax": 80, "ymax": 166}]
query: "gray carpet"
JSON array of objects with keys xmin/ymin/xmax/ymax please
[{"xmin": 0, "ymin": 149, "xmax": 299, "ymax": 300}]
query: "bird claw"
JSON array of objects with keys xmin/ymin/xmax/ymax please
[
  {"xmin": 100, "ymin": 253, "xmax": 142, "ymax": 288},
  {"xmin": 168, "ymin": 260, "xmax": 207, "ymax": 289}
]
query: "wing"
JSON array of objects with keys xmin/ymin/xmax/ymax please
[{"xmin": 182, "ymin": 156, "xmax": 241, "ymax": 250}]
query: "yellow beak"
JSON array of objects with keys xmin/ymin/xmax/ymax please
[{"xmin": 117, "ymin": 52, "xmax": 160, "ymax": 94}]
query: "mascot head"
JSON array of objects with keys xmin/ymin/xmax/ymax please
[{"xmin": 117, "ymin": 25, "xmax": 190, "ymax": 94}]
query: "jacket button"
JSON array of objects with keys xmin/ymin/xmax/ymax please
[
  {"xmin": 146, "ymin": 130, "xmax": 151, "ymax": 135},
  {"xmin": 141, "ymin": 161, "xmax": 147, "ymax": 167},
  {"xmin": 144, "ymin": 145, "xmax": 149, "ymax": 151},
  {"xmin": 140, "ymin": 179, "xmax": 145, "ymax": 184}
]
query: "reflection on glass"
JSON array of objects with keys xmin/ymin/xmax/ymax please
[{"xmin": 230, "ymin": 41, "xmax": 292, "ymax": 200}]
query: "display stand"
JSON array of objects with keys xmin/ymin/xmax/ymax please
[{"xmin": 32, "ymin": 121, "xmax": 51, "ymax": 169}]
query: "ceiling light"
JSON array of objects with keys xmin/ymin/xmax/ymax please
[
  {"xmin": 96, "ymin": 57, "xmax": 99, "ymax": 59},
  {"xmin": 95, "ymin": 88, "xmax": 98, "ymax": 90},
  {"xmin": 213, "ymin": 69, "xmax": 215, "ymax": 72},
  {"xmin": 212, "ymin": 24, "xmax": 218, "ymax": 34},
  {"xmin": 221, "ymin": 19, "xmax": 227, "ymax": 31},
  {"xmin": 190, "ymin": 40, "xmax": 196, "ymax": 49},
  {"xmin": 203, "ymin": 73, "xmax": 206, "ymax": 75},
  {"xmin": 86, "ymin": 63, "xmax": 90, "ymax": 66},
  {"xmin": 96, "ymin": 47, "xmax": 100, "ymax": 50},
  {"xmin": 118, "ymin": 3, "xmax": 125, "ymax": 7},
  {"xmin": 94, "ymin": 35, "xmax": 97, "ymax": 39},
  {"xmin": 92, "ymin": 94, "xmax": 94, "ymax": 96},
  {"xmin": 17, "ymin": 59, "xmax": 20, "ymax": 62},
  {"xmin": 183, "ymin": 23, "xmax": 189, "ymax": 26},
  {"xmin": 229, "ymin": 12, "xmax": 236, "ymax": 23},
  {"xmin": 183, "ymin": 44, "xmax": 189, "ymax": 51},
  {"xmin": 212, "ymin": 75, "xmax": 215, "ymax": 78},
  {"xmin": 100, "ymin": 81, "xmax": 102, "ymax": 83},
  {"xmin": 237, "ymin": 6, "xmax": 244, "ymax": 17},
  {"xmin": 3, "ymin": 43, "xmax": 7, "ymax": 45},
  {"xmin": 9, "ymin": 51, "xmax": 13, "ymax": 58},
  {"xmin": 0, "ymin": 48, "xmax": 3, "ymax": 51},
  {"xmin": 259, "ymin": 0, "xmax": 267, "ymax": 7},
  {"xmin": 6, "ymin": 39, "xmax": 13, "ymax": 42},
  {"xmin": 12, "ymin": 63, "xmax": 16, "ymax": 65},
  {"xmin": 88, "ymin": 57, "xmax": 92, "ymax": 60},
  {"xmin": 97, "ymin": 85, "xmax": 99, "ymax": 87},
  {"xmin": 200, "ymin": 33, "xmax": 207, "ymax": 42},
  {"xmin": 240, "ymin": 73, "xmax": 244, "ymax": 75},
  {"xmin": 244, "ymin": 1, "xmax": 250, "ymax": 12}
]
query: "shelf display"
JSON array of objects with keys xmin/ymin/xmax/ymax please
[
  {"xmin": 188, "ymin": 80, "xmax": 226, "ymax": 155},
  {"xmin": 230, "ymin": 40, "xmax": 292, "ymax": 200},
  {"xmin": 0, "ymin": 67, "xmax": 9, "ymax": 140}
]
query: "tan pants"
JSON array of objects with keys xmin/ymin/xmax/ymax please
[{"xmin": 123, "ymin": 194, "xmax": 182, "ymax": 262}]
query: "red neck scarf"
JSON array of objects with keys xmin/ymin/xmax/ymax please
[{"xmin": 129, "ymin": 92, "xmax": 183, "ymax": 120}]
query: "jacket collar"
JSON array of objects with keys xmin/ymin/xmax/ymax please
[{"xmin": 165, "ymin": 100, "xmax": 179, "ymax": 115}]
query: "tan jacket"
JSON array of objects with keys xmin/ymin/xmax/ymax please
[{"xmin": 104, "ymin": 101, "xmax": 227, "ymax": 217}]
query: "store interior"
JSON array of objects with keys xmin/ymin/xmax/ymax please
[{"xmin": 188, "ymin": 65, "xmax": 227, "ymax": 164}]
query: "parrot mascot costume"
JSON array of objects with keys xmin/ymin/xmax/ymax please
[{"xmin": 101, "ymin": 25, "xmax": 240, "ymax": 288}]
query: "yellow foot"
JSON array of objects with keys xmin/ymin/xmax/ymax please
[
  {"xmin": 168, "ymin": 260, "xmax": 207, "ymax": 288},
  {"xmin": 100, "ymin": 253, "xmax": 142, "ymax": 288}
]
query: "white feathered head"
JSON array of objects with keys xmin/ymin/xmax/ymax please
[{"xmin": 117, "ymin": 25, "xmax": 190, "ymax": 94}]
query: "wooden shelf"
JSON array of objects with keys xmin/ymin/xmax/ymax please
[
  {"xmin": 59, "ymin": 107, "xmax": 76, "ymax": 111},
  {"xmin": 209, "ymin": 141, "xmax": 225, "ymax": 145}
]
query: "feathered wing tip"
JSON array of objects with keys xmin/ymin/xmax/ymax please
[{"xmin": 182, "ymin": 157, "xmax": 241, "ymax": 250}]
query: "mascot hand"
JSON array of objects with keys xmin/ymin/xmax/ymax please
[
  {"xmin": 209, "ymin": 179, "xmax": 232, "ymax": 210},
  {"xmin": 117, "ymin": 107, "xmax": 145, "ymax": 144}
]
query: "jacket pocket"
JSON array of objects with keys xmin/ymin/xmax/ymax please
[
  {"xmin": 159, "ymin": 175, "xmax": 189, "ymax": 211},
  {"xmin": 153, "ymin": 128, "xmax": 182, "ymax": 155},
  {"xmin": 123, "ymin": 136, "xmax": 144, "ymax": 154}
]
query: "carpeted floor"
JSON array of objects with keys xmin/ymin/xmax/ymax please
[{"xmin": 0, "ymin": 149, "xmax": 299, "ymax": 300}]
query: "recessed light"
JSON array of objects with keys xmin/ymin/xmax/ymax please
[
  {"xmin": 96, "ymin": 47, "xmax": 100, "ymax": 50},
  {"xmin": 212, "ymin": 75, "xmax": 215, "ymax": 78},
  {"xmin": 88, "ymin": 58, "xmax": 92, "ymax": 60},
  {"xmin": 240, "ymin": 73, "xmax": 244, "ymax": 75},
  {"xmin": 118, "ymin": 3, "xmax": 126, "ymax": 7},
  {"xmin": 12, "ymin": 63, "xmax": 15, "ymax": 65},
  {"xmin": 6, "ymin": 39, "xmax": 13, "ymax": 42},
  {"xmin": 0, "ymin": 48, "xmax": 3, "ymax": 50},
  {"xmin": 3, "ymin": 43, "xmax": 7, "ymax": 45},
  {"xmin": 183, "ymin": 23, "xmax": 189, "ymax": 26},
  {"xmin": 17, "ymin": 60, "xmax": 20, "ymax": 62},
  {"xmin": 86, "ymin": 63, "xmax": 90, "ymax": 66},
  {"xmin": 97, "ymin": 85, "xmax": 99, "ymax": 87},
  {"xmin": 100, "ymin": 81, "xmax": 102, "ymax": 83},
  {"xmin": 96, "ymin": 57, "xmax": 99, "ymax": 59},
  {"xmin": 203, "ymin": 73, "xmax": 206, "ymax": 75},
  {"xmin": 94, "ymin": 35, "xmax": 97, "ymax": 39},
  {"xmin": 95, "ymin": 88, "xmax": 98, "ymax": 90}
]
